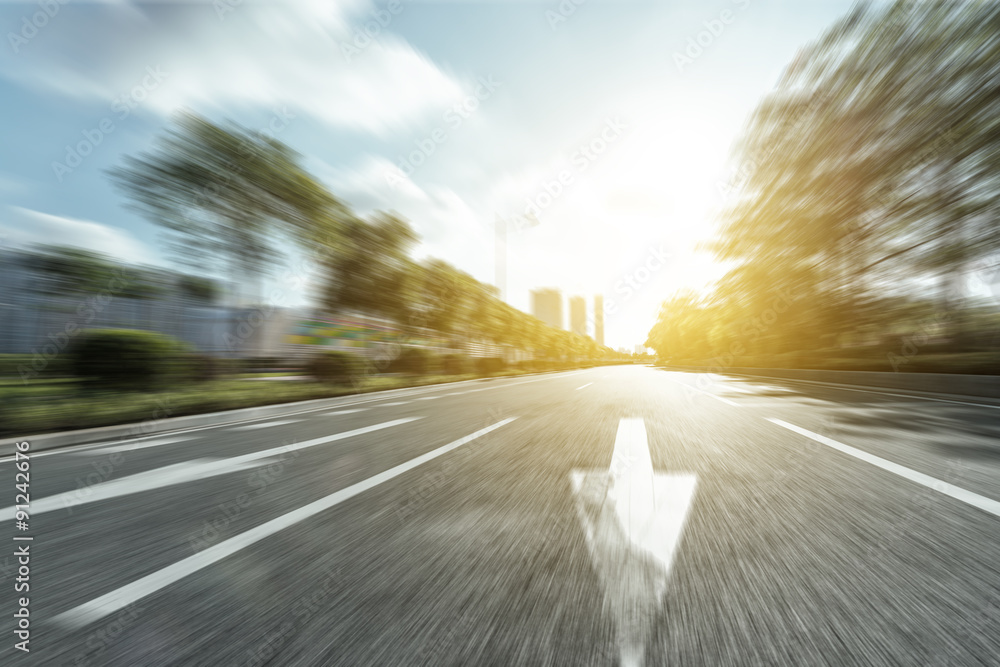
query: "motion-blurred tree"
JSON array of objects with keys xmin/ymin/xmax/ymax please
[
  {"xmin": 656, "ymin": 0, "xmax": 1000, "ymax": 364},
  {"xmin": 109, "ymin": 112, "xmax": 342, "ymax": 301}
]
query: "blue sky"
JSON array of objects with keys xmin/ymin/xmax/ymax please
[{"xmin": 0, "ymin": 0, "xmax": 860, "ymax": 348}]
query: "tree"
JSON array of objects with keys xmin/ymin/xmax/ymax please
[
  {"xmin": 684, "ymin": 0, "xmax": 1000, "ymax": 361},
  {"xmin": 109, "ymin": 112, "xmax": 341, "ymax": 301},
  {"xmin": 317, "ymin": 212, "xmax": 418, "ymax": 322}
]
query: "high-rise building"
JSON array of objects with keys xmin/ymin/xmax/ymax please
[
  {"xmin": 594, "ymin": 295, "xmax": 604, "ymax": 347},
  {"xmin": 634, "ymin": 344, "xmax": 646, "ymax": 355},
  {"xmin": 570, "ymin": 296, "xmax": 587, "ymax": 337},
  {"xmin": 531, "ymin": 288, "xmax": 563, "ymax": 330}
]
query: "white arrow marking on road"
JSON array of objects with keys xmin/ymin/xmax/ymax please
[{"xmin": 570, "ymin": 418, "xmax": 696, "ymax": 667}]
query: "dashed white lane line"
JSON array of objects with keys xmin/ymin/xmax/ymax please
[
  {"xmin": 670, "ymin": 379, "xmax": 738, "ymax": 406},
  {"xmin": 379, "ymin": 401, "xmax": 409, "ymax": 406},
  {"xmin": 72, "ymin": 436, "xmax": 194, "ymax": 456},
  {"xmin": 51, "ymin": 417, "xmax": 518, "ymax": 630},
  {"xmin": 769, "ymin": 419, "xmax": 1000, "ymax": 518},
  {"xmin": 0, "ymin": 418, "xmax": 421, "ymax": 521},
  {"xmin": 323, "ymin": 409, "xmax": 367, "ymax": 416},
  {"xmin": 415, "ymin": 396, "xmax": 440, "ymax": 401},
  {"xmin": 709, "ymin": 394, "xmax": 739, "ymax": 406},
  {"xmin": 0, "ymin": 458, "xmax": 280, "ymax": 521},
  {"xmin": 230, "ymin": 420, "xmax": 300, "ymax": 431},
  {"xmin": 576, "ymin": 383, "xmax": 593, "ymax": 390}
]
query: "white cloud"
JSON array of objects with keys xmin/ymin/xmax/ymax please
[
  {"xmin": 2, "ymin": 207, "xmax": 156, "ymax": 264},
  {"xmin": 0, "ymin": 0, "xmax": 465, "ymax": 136}
]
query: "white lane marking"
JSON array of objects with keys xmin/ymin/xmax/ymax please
[
  {"xmin": 443, "ymin": 392, "xmax": 465, "ymax": 396},
  {"xmin": 769, "ymin": 419, "xmax": 1000, "ymax": 517},
  {"xmin": 73, "ymin": 436, "xmax": 194, "ymax": 456},
  {"xmin": 0, "ymin": 418, "xmax": 421, "ymax": 520},
  {"xmin": 323, "ymin": 409, "xmax": 367, "ymax": 416},
  {"xmin": 726, "ymin": 374, "xmax": 1000, "ymax": 410},
  {"xmin": 707, "ymin": 394, "xmax": 738, "ymax": 407},
  {"xmin": 0, "ymin": 458, "xmax": 280, "ymax": 521},
  {"xmin": 571, "ymin": 418, "xmax": 696, "ymax": 667},
  {"xmin": 51, "ymin": 417, "xmax": 519, "ymax": 630},
  {"xmin": 379, "ymin": 401, "xmax": 409, "ymax": 406},
  {"xmin": 230, "ymin": 420, "xmax": 300, "ymax": 431},
  {"xmin": 415, "ymin": 396, "xmax": 440, "ymax": 401},
  {"xmin": 576, "ymin": 383, "xmax": 593, "ymax": 390},
  {"xmin": 670, "ymin": 379, "xmax": 738, "ymax": 406}
]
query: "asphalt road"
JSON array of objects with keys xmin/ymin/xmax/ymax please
[{"xmin": 3, "ymin": 365, "xmax": 1000, "ymax": 666}]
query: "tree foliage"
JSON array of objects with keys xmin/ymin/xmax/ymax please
[{"xmin": 650, "ymin": 0, "xmax": 1000, "ymax": 365}]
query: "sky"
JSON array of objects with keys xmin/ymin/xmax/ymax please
[{"xmin": 0, "ymin": 0, "xmax": 860, "ymax": 350}]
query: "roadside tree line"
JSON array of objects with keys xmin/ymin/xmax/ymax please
[
  {"xmin": 648, "ymin": 1, "xmax": 1000, "ymax": 373},
  {"xmin": 109, "ymin": 111, "xmax": 614, "ymax": 364}
]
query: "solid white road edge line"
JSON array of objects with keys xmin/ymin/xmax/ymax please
[
  {"xmin": 51, "ymin": 417, "xmax": 518, "ymax": 630},
  {"xmin": 769, "ymin": 419, "xmax": 1000, "ymax": 517}
]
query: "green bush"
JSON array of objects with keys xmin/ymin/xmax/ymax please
[
  {"xmin": 475, "ymin": 357, "xmax": 506, "ymax": 375},
  {"xmin": 243, "ymin": 356, "xmax": 295, "ymax": 373},
  {"xmin": 390, "ymin": 348, "xmax": 431, "ymax": 375},
  {"xmin": 68, "ymin": 328, "xmax": 191, "ymax": 390},
  {"xmin": 306, "ymin": 351, "xmax": 367, "ymax": 385},
  {"xmin": 0, "ymin": 353, "xmax": 71, "ymax": 381},
  {"xmin": 441, "ymin": 353, "xmax": 472, "ymax": 375},
  {"xmin": 186, "ymin": 354, "xmax": 244, "ymax": 381}
]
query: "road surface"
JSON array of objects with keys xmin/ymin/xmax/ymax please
[{"xmin": 3, "ymin": 365, "xmax": 1000, "ymax": 666}]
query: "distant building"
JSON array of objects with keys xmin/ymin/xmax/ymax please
[
  {"xmin": 531, "ymin": 288, "xmax": 563, "ymax": 330},
  {"xmin": 494, "ymin": 214, "xmax": 507, "ymax": 302},
  {"xmin": 594, "ymin": 295, "xmax": 604, "ymax": 347},
  {"xmin": 569, "ymin": 296, "xmax": 587, "ymax": 337},
  {"xmin": 634, "ymin": 344, "xmax": 646, "ymax": 355}
]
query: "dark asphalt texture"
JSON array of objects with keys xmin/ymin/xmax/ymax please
[{"xmin": 2, "ymin": 366, "xmax": 1000, "ymax": 666}]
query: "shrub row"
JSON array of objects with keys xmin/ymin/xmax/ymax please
[{"xmin": 1, "ymin": 328, "xmax": 625, "ymax": 390}]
